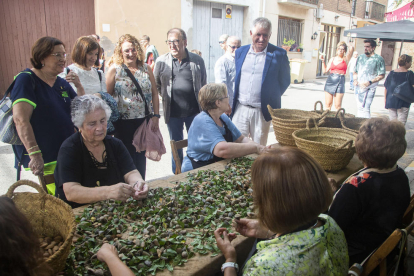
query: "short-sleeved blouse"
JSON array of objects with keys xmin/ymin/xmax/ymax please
[
  {"xmin": 243, "ymin": 214, "xmax": 348, "ymax": 276},
  {"xmin": 114, "ymin": 64, "xmax": 153, "ymax": 120},
  {"xmin": 10, "ymin": 69, "xmax": 77, "ymax": 168},
  {"xmin": 58, "ymin": 64, "xmax": 107, "ymax": 94}
]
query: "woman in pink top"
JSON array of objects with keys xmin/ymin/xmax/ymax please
[{"xmin": 321, "ymin": 41, "xmax": 354, "ymax": 110}]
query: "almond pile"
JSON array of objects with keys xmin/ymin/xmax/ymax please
[{"xmin": 39, "ymin": 235, "xmax": 64, "ymax": 259}]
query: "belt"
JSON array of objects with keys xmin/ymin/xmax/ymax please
[{"xmin": 240, "ymin": 103, "xmax": 259, "ymax": 109}]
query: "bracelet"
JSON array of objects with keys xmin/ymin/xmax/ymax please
[
  {"xmin": 27, "ymin": 145, "xmax": 39, "ymax": 151},
  {"xmin": 153, "ymin": 114, "xmax": 160, "ymax": 118},
  {"xmin": 221, "ymin": 262, "xmax": 239, "ymax": 273},
  {"xmin": 28, "ymin": 150, "xmax": 41, "ymax": 156}
]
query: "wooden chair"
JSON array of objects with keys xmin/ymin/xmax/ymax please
[
  {"xmin": 170, "ymin": 139, "xmax": 188, "ymax": 175},
  {"xmin": 38, "ymin": 174, "xmax": 55, "ymax": 194},
  {"xmin": 348, "ymin": 220, "xmax": 414, "ymax": 276}
]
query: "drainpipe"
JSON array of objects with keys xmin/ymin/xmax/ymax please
[{"xmin": 262, "ymin": 0, "xmax": 266, "ymax": 17}]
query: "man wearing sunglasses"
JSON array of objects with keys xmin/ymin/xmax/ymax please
[
  {"xmin": 231, "ymin": 17, "xmax": 290, "ymax": 146},
  {"xmin": 154, "ymin": 28, "xmax": 207, "ymax": 174},
  {"xmin": 214, "ymin": 36, "xmax": 241, "ymax": 114}
]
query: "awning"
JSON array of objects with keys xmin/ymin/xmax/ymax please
[{"xmin": 344, "ymin": 20, "xmax": 414, "ymax": 42}]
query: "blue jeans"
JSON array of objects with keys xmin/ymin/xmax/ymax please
[
  {"xmin": 355, "ymin": 86, "xmax": 376, "ymax": 118},
  {"xmin": 349, "ymin": 72, "xmax": 354, "ymax": 90},
  {"xmin": 167, "ymin": 114, "xmax": 197, "ymax": 173}
]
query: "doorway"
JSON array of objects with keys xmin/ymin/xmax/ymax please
[
  {"xmin": 317, "ymin": 25, "xmax": 342, "ymax": 77},
  {"xmin": 381, "ymin": 41, "xmax": 395, "ymax": 71},
  {"xmin": 193, "ymin": 1, "xmax": 244, "ymax": 82}
]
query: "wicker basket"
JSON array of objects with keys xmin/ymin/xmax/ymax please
[
  {"xmin": 312, "ymin": 101, "xmax": 355, "ymax": 118},
  {"xmin": 268, "ymin": 105, "xmax": 324, "ymax": 146},
  {"xmin": 5, "ymin": 180, "xmax": 76, "ymax": 273},
  {"xmin": 340, "ymin": 116, "xmax": 367, "ymax": 134},
  {"xmin": 317, "ymin": 108, "xmax": 346, "ymax": 129},
  {"xmin": 292, "ymin": 118, "xmax": 358, "ymax": 171}
]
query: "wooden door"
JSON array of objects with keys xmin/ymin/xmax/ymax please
[
  {"xmin": 0, "ymin": 0, "xmax": 95, "ymax": 96},
  {"xmin": 193, "ymin": 1, "xmax": 244, "ymax": 83}
]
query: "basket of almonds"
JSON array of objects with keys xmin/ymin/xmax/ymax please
[{"xmin": 5, "ymin": 180, "xmax": 76, "ymax": 273}]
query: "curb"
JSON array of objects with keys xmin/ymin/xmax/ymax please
[{"xmin": 406, "ymin": 161, "xmax": 414, "ymax": 173}]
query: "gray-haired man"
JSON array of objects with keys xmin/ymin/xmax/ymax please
[{"xmin": 214, "ymin": 36, "xmax": 241, "ymax": 113}]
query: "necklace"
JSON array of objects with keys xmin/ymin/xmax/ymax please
[{"xmin": 88, "ymin": 147, "xmax": 107, "ymax": 169}]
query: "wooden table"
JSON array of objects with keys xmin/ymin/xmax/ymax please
[{"xmin": 74, "ymin": 143, "xmax": 363, "ymax": 275}]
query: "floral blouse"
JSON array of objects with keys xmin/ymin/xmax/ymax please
[
  {"xmin": 114, "ymin": 64, "xmax": 153, "ymax": 120},
  {"xmin": 243, "ymin": 214, "xmax": 348, "ymax": 276}
]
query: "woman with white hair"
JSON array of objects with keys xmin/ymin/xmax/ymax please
[{"xmin": 54, "ymin": 95, "xmax": 148, "ymax": 208}]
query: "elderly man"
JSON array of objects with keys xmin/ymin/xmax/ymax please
[
  {"xmin": 231, "ymin": 17, "xmax": 290, "ymax": 145},
  {"xmin": 353, "ymin": 39, "xmax": 385, "ymax": 118},
  {"xmin": 219, "ymin": 34, "xmax": 229, "ymax": 51},
  {"xmin": 154, "ymin": 28, "xmax": 207, "ymax": 173},
  {"xmin": 214, "ymin": 36, "xmax": 241, "ymax": 111},
  {"xmin": 140, "ymin": 35, "xmax": 159, "ymax": 71}
]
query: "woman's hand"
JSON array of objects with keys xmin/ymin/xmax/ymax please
[
  {"xmin": 66, "ymin": 72, "xmax": 81, "ymax": 88},
  {"xmin": 256, "ymin": 145, "xmax": 271, "ymax": 155},
  {"xmin": 151, "ymin": 117, "xmax": 159, "ymax": 132},
  {"xmin": 109, "ymin": 183, "xmax": 135, "ymax": 201},
  {"xmin": 132, "ymin": 180, "xmax": 149, "ymax": 200},
  {"xmin": 214, "ymin": 228, "xmax": 238, "ymax": 262},
  {"xmin": 28, "ymin": 153, "xmax": 44, "ymax": 176},
  {"xmin": 234, "ymin": 218, "xmax": 270, "ymax": 239},
  {"xmin": 97, "ymin": 243, "xmax": 118, "ymax": 263}
]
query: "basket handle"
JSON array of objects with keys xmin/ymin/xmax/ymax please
[
  {"xmin": 306, "ymin": 117, "xmax": 318, "ymax": 131},
  {"xmin": 334, "ymin": 139, "xmax": 353, "ymax": 152},
  {"xmin": 314, "ymin": 101, "xmax": 323, "ymax": 112},
  {"xmin": 335, "ymin": 108, "xmax": 346, "ymax": 118},
  {"xmin": 5, "ymin": 180, "xmax": 46, "ymax": 198}
]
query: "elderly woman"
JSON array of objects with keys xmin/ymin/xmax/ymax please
[
  {"xmin": 215, "ymin": 148, "xmax": 348, "ymax": 275},
  {"xmin": 106, "ymin": 34, "xmax": 160, "ymax": 179},
  {"xmin": 181, "ymin": 83, "xmax": 268, "ymax": 172},
  {"xmin": 54, "ymin": 95, "xmax": 148, "ymax": 208},
  {"xmin": 320, "ymin": 41, "xmax": 354, "ymax": 110},
  {"xmin": 11, "ymin": 36, "xmax": 79, "ymax": 195},
  {"xmin": 329, "ymin": 117, "xmax": 410, "ymax": 266},
  {"xmin": 59, "ymin": 36, "xmax": 119, "ymax": 134},
  {"xmin": 384, "ymin": 54, "xmax": 414, "ymax": 125}
]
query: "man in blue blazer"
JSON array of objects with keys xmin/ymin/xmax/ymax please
[{"xmin": 231, "ymin": 17, "xmax": 290, "ymax": 146}]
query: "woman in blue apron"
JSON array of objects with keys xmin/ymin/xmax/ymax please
[{"xmin": 181, "ymin": 83, "xmax": 269, "ymax": 172}]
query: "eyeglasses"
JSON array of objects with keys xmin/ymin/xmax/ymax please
[
  {"xmin": 228, "ymin": 46, "xmax": 241, "ymax": 50},
  {"xmin": 166, "ymin": 40, "xmax": 180, "ymax": 46},
  {"xmin": 50, "ymin": 53, "xmax": 67, "ymax": 59},
  {"xmin": 219, "ymin": 41, "xmax": 225, "ymax": 44},
  {"xmin": 219, "ymin": 96, "xmax": 229, "ymax": 101}
]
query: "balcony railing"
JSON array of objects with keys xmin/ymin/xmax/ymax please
[
  {"xmin": 278, "ymin": 0, "xmax": 319, "ymax": 9},
  {"xmin": 365, "ymin": 0, "xmax": 386, "ymax": 22}
]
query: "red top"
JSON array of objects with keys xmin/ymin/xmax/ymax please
[{"xmin": 330, "ymin": 59, "xmax": 347, "ymax": 75}]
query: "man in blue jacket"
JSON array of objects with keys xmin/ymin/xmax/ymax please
[{"xmin": 231, "ymin": 17, "xmax": 290, "ymax": 145}]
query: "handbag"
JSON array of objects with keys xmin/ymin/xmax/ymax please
[
  {"xmin": 0, "ymin": 71, "xmax": 35, "ymax": 145},
  {"xmin": 392, "ymin": 72, "xmax": 414, "ymax": 103}
]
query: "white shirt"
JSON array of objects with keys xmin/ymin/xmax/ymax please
[
  {"xmin": 238, "ymin": 45, "xmax": 267, "ymax": 107},
  {"xmin": 58, "ymin": 64, "xmax": 107, "ymax": 94},
  {"xmin": 214, "ymin": 53, "xmax": 236, "ymax": 104}
]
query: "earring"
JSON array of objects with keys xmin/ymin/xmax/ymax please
[{"xmin": 42, "ymin": 64, "xmax": 45, "ymax": 67}]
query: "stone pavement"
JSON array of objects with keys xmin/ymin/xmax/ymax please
[{"xmin": 1, "ymin": 75, "xmax": 414, "ymax": 273}]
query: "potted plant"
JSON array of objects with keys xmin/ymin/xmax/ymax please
[
  {"xmin": 282, "ymin": 38, "xmax": 295, "ymax": 51},
  {"xmin": 298, "ymin": 43, "xmax": 303, "ymax": 52}
]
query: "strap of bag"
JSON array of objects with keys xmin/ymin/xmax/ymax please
[
  {"xmin": 1, "ymin": 71, "xmax": 35, "ymax": 104},
  {"xmin": 122, "ymin": 64, "xmax": 150, "ymax": 117},
  {"xmin": 16, "ymin": 150, "xmax": 24, "ymax": 181},
  {"xmin": 94, "ymin": 68, "xmax": 102, "ymax": 82}
]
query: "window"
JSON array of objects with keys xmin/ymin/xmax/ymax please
[
  {"xmin": 277, "ymin": 17, "xmax": 303, "ymax": 47},
  {"xmin": 212, "ymin": 8, "xmax": 222, "ymax": 18}
]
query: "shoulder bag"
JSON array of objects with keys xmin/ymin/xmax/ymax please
[
  {"xmin": 392, "ymin": 72, "xmax": 414, "ymax": 103},
  {"xmin": 0, "ymin": 71, "xmax": 35, "ymax": 145}
]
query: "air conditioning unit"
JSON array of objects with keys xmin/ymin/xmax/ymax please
[{"xmin": 316, "ymin": 4, "xmax": 324, "ymax": 19}]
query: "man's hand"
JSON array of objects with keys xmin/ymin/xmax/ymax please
[{"xmin": 359, "ymin": 81, "xmax": 370, "ymax": 89}]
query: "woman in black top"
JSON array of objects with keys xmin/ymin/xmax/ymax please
[
  {"xmin": 384, "ymin": 54, "xmax": 414, "ymax": 125},
  {"xmin": 54, "ymin": 95, "xmax": 148, "ymax": 208}
]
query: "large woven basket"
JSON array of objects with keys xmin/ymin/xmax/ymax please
[
  {"xmin": 340, "ymin": 115, "xmax": 367, "ymax": 134},
  {"xmin": 292, "ymin": 118, "xmax": 358, "ymax": 171},
  {"xmin": 312, "ymin": 101, "xmax": 355, "ymax": 119},
  {"xmin": 268, "ymin": 105, "xmax": 324, "ymax": 146},
  {"xmin": 5, "ymin": 180, "xmax": 76, "ymax": 273},
  {"xmin": 317, "ymin": 108, "xmax": 346, "ymax": 129}
]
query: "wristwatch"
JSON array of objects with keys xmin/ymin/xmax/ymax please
[
  {"xmin": 153, "ymin": 114, "xmax": 161, "ymax": 118},
  {"xmin": 221, "ymin": 262, "xmax": 239, "ymax": 272},
  {"xmin": 369, "ymin": 80, "xmax": 373, "ymax": 85}
]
